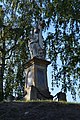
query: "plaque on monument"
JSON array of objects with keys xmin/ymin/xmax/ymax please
[{"xmin": 37, "ymin": 68, "xmax": 45, "ymax": 88}]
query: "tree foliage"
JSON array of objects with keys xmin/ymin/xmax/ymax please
[
  {"xmin": 0, "ymin": 0, "xmax": 80, "ymax": 101},
  {"xmin": 44, "ymin": 0, "xmax": 80, "ymax": 100}
]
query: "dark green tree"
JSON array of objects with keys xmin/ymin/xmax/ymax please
[
  {"xmin": 44, "ymin": 0, "xmax": 80, "ymax": 100},
  {"xmin": 0, "ymin": 0, "xmax": 80, "ymax": 101},
  {"xmin": 0, "ymin": 1, "xmax": 30, "ymax": 100}
]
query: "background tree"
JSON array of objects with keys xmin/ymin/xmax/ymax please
[
  {"xmin": 0, "ymin": 1, "xmax": 31, "ymax": 100},
  {"xmin": 44, "ymin": 0, "xmax": 80, "ymax": 100},
  {"xmin": 0, "ymin": 0, "xmax": 80, "ymax": 101}
]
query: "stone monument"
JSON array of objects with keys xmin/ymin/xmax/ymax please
[{"xmin": 24, "ymin": 20, "xmax": 53, "ymax": 100}]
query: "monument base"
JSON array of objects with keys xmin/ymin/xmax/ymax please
[{"xmin": 24, "ymin": 57, "xmax": 53, "ymax": 100}]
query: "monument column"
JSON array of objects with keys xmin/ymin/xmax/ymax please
[{"xmin": 24, "ymin": 20, "xmax": 53, "ymax": 100}]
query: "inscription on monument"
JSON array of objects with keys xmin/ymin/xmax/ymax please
[{"xmin": 37, "ymin": 69, "xmax": 45, "ymax": 87}]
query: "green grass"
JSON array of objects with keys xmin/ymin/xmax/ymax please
[
  {"xmin": 14, "ymin": 99, "xmax": 80, "ymax": 105},
  {"xmin": 2, "ymin": 99, "xmax": 80, "ymax": 105}
]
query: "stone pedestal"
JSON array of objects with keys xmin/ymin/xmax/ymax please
[{"xmin": 24, "ymin": 57, "xmax": 53, "ymax": 100}]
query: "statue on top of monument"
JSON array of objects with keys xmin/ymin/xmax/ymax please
[{"xmin": 28, "ymin": 19, "xmax": 45, "ymax": 59}]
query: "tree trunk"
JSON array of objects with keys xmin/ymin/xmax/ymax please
[
  {"xmin": 0, "ymin": 40, "xmax": 5, "ymax": 101},
  {"xmin": 0, "ymin": 66, "xmax": 3, "ymax": 101}
]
